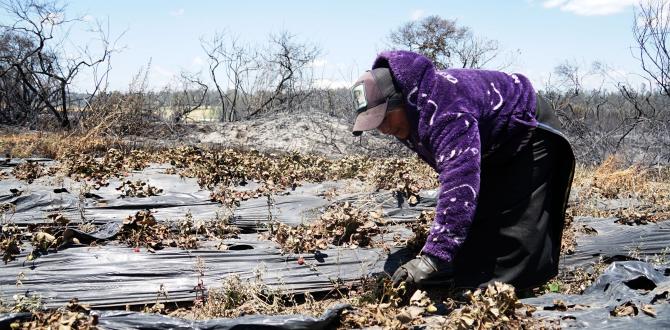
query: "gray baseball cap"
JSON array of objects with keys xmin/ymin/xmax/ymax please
[{"xmin": 351, "ymin": 68, "xmax": 398, "ymax": 136}]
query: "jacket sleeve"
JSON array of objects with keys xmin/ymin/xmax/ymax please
[{"xmin": 421, "ymin": 110, "xmax": 481, "ymax": 263}]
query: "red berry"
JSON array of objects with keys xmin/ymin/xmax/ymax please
[{"xmin": 297, "ymin": 256, "xmax": 305, "ymax": 265}]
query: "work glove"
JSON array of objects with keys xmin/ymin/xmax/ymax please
[{"xmin": 391, "ymin": 254, "xmax": 454, "ymax": 288}]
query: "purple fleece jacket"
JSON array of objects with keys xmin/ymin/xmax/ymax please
[{"xmin": 372, "ymin": 51, "xmax": 538, "ymax": 262}]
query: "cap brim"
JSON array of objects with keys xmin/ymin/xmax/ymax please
[{"xmin": 352, "ymin": 102, "xmax": 387, "ymax": 135}]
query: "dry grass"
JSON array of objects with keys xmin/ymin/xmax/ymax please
[
  {"xmin": 1, "ymin": 223, "xmax": 22, "ymax": 264},
  {"xmin": 561, "ymin": 156, "xmax": 670, "ymax": 259},
  {"xmin": 339, "ymin": 281, "xmax": 553, "ymax": 329},
  {"xmin": 117, "ymin": 210, "xmax": 239, "ymax": 252},
  {"xmin": 10, "ymin": 161, "xmax": 45, "ymax": 183},
  {"xmin": 269, "ymin": 202, "xmax": 381, "ymax": 254},
  {"xmin": 3, "ymin": 131, "xmax": 669, "ymax": 328},
  {"xmin": 576, "ymin": 156, "xmax": 670, "ymax": 207},
  {"xmin": 1, "ymin": 211, "xmax": 82, "ymax": 264},
  {"xmin": 4, "ymin": 298, "xmax": 98, "ymax": 330},
  {"xmin": 116, "ymin": 180, "xmax": 163, "ymax": 198},
  {"xmin": 0, "ymin": 132, "xmax": 121, "ymax": 159},
  {"xmin": 152, "ymin": 270, "xmax": 550, "ymax": 329},
  {"xmin": 186, "ymin": 274, "xmax": 298, "ymax": 319},
  {"xmin": 568, "ymin": 155, "xmax": 670, "ymax": 223},
  {"xmin": 161, "ymin": 260, "xmax": 346, "ymax": 321},
  {"xmin": 2, "ymin": 133, "xmax": 439, "ymax": 204},
  {"xmin": 163, "ymin": 146, "xmax": 435, "ymax": 192},
  {"xmin": 539, "ymin": 260, "xmax": 608, "ymax": 295}
]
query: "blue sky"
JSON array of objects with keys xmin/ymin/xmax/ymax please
[{"xmin": 59, "ymin": 0, "xmax": 646, "ymax": 92}]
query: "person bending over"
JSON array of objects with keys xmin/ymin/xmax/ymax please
[{"xmin": 350, "ymin": 50, "xmax": 575, "ymax": 290}]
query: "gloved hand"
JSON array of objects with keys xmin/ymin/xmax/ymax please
[{"xmin": 391, "ymin": 254, "xmax": 454, "ymax": 288}]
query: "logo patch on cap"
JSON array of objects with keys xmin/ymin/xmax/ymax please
[{"xmin": 352, "ymin": 83, "xmax": 367, "ymax": 112}]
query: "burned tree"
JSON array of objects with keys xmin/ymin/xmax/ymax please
[
  {"xmin": 387, "ymin": 15, "xmax": 501, "ymax": 70},
  {"xmin": 169, "ymin": 71, "xmax": 209, "ymax": 124},
  {"xmin": 248, "ymin": 31, "xmax": 321, "ymax": 117},
  {"xmin": 634, "ymin": 0, "xmax": 670, "ymax": 97},
  {"xmin": 201, "ymin": 30, "xmax": 320, "ymax": 121},
  {"xmin": 201, "ymin": 32, "xmax": 251, "ymax": 122},
  {"xmin": 0, "ymin": 0, "xmax": 112, "ymax": 129}
]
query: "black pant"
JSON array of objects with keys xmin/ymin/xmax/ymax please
[{"xmin": 452, "ymin": 105, "xmax": 575, "ymax": 290}]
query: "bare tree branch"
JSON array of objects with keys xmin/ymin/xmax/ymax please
[{"xmin": 386, "ymin": 15, "xmax": 505, "ymax": 70}]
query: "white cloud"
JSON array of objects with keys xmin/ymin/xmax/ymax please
[
  {"xmin": 410, "ymin": 9, "xmax": 425, "ymax": 21},
  {"xmin": 542, "ymin": 0, "xmax": 637, "ymax": 16},
  {"xmin": 82, "ymin": 14, "xmax": 95, "ymax": 22},
  {"xmin": 543, "ymin": 0, "xmax": 566, "ymax": 8},
  {"xmin": 169, "ymin": 8, "xmax": 185, "ymax": 17}
]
